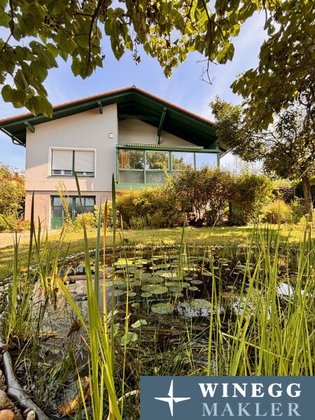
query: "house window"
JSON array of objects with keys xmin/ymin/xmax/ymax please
[
  {"xmin": 117, "ymin": 147, "xmax": 218, "ymax": 185},
  {"xmin": 51, "ymin": 149, "xmax": 95, "ymax": 177},
  {"xmin": 172, "ymin": 152, "xmax": 194, "ymax": 171},
  {"xmin": 195, "ymin": 153, "xmax": 218, "ymax": 169},
  {"xmin": 51, "ymin": 195, "xmax": 96, "ymax": 229},
  {"xmin": 118, "ymin": 149, "xmax": 145, "ymax": 183}
]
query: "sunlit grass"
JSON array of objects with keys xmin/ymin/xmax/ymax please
[{"xmin": 0, "ymin": 223, "xmax": 311, "ymax": 281}]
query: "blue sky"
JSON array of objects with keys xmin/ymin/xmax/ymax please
[{"xmin": 0, "ymin": 13, "xmax": 266, "ymax": 172}]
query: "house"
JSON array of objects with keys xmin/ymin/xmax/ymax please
[{"xmin": 0, "ymin": 86, "xmax": 219, "ymax": 228}]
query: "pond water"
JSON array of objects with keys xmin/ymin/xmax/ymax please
[{"xmin": 9, "ymin": 245, "xmax": 306, "ymax": 418}]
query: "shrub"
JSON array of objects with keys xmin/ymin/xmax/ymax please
[
  {"xmin": 229, "ymin": 173, "xmax": 273, "ymax": 225},
  {"xmin": 171, "ymin": 167, "xmax": 233, "ymax": 226},
  {"xmin": 0, "ymin": 214, "xmax": 30, "ymax": 231},
  {"xmin": 290, "ymin": 198, "xmax": 305, "ymax": 223},
  {"xmin": 73, "ymin": 212, "xmax": 97, "ymax": 230},
  {"xmin": 116, "ymin": 186, "xmax": 184, "ymax": 229},
  {"xmin": 0, "ymin": 165, "xmax": 25, "ymax": 217},
  {"xmin": 262, "ymin": 199, "xmax": 293, "ymax": 224}
]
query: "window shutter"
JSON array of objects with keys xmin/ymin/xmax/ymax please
[
  {"xmin": 74, "ymin": 151, "xmax": 94, "ymax": 173},
  {"xmin": 52, "ymin": 150, "xmax": 73, "ymax": 171}
]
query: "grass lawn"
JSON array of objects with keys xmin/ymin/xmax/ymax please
[{"xmin": 0, "ymin": 224, "xmax": 310, "ymax": 281}]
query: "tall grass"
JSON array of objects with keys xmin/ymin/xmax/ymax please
[{"xmin": 3, "ymin": 195, "xmax": 315, "ymax": 419}]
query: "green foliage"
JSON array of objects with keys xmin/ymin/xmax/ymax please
[
  {"xmin": 171, "ymin": 167, "xmax": 233, "ymax": 226},
  {"xmin": 117, "ymin": 169, "xmax": 275, "ymax": 228},
  {"xmin": 0, "ymin": 165, "xmax": 25, "ymax": 217},
  {"xmin": 289, "ymin": 199, "xmax": 305, "ymax": 224},
  {"xmin": 229, "ymin": 173, "xmax": 273, "ymax": 225},
  {"xmin": 0, "ymin": 214, "xmax": 30, "ymax": 231},
  {"xmin": 262, "ymin": 199, "xmax": 294, "ymax": 224},
  {"xmin": 0, "ymin": 0, "xmax": 252, "ymax": 114},
  {"xmin": 232, "ymin": 1, "xmax": 315, "ymax": 130},
  {"xmin": 116, "ymin": 187, "xmax": 184, "ymax": 229},
  {"xmin": 212, "ymin": 98, "xmax": 315, "ymax": 216},
  {"xmin": 73, "ymin": 212, "xmax": 97, "ymax": 230},
  {"xmin": 3, "ymin": 0, "xmax": 306, "ymax": 119}
]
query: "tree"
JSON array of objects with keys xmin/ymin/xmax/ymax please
[
  {"xmin": 1, "ymin": 0, "xmax": 305, "ymax": 119},
  {"xmin": 0, "ymin": 165, "xmax": 25, "ymax": 216},
  {"xmin": 232, "ymin": 1, "xmax": 315, "ymax": 130},
  {"xmin": 211, "ymin": 97, "xmax": 315, "ymax": 217}
]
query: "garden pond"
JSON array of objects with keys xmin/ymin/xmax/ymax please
[{"xmin": 2, "ymin": 236, "xmax": 315, "ymax": 419}]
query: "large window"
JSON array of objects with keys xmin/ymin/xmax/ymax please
[
  {"xmin": 51, "ymin": 196, "xmax": 95, "ymax": 229},
  {"xmin": 51, "ymin": 149, "xmax": 95, "ymax": 177},
  {"xmin": 117, "ymin": 148, "xmax": 218, "ymax": 185}
]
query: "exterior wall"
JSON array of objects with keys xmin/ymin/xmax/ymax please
[
  {"xmin": 25, "ymin": 104, "xmax": 118, "ymax": 192},
  {"xmin": 118, "ymin": 119, "xmax": 197, "ymax": 147},
  {"xmin": 25, "ymin": 104, "xmax": 118, "ymax": 226}
]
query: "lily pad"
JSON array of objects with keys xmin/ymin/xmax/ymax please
[
  {"xmin": 188, "ymin": 286, "xmax": 199, "ymax": 292},
  {"xmin": 190, "ymin": 299, "xmax": 211, "ymax": 309},
  {"xmin": 190, "ymin": 280, "xmax": 203, "ymax": 285},
  {"xmin": 151, "ymin": 302, "xmax": 174, "ymax": 315},
  {"xmin": 169, "ymin": 286, "xmax": 184, "ymax": 293},
  {"xmin": 131, "ymin": 319, "xmax": 148, "ymax": 328},
  {"xmin": 172, "ymin": 292, "xmax": 184, "ymax": 298},
  {"xmin": 141, "ymin": 292, "xmax": 152, "ymax": 298},
  {"xmin": 159, "ymin": 272, "xmax": 182, "ymax": 280},
  {"xmin": 112, "ymin": 290, "xmax": 126, "ymax": 297},
  {"xmin": 150, "ymin": 275, "xmax": 164, "ymax": 284},
  {"xmin": 141, "ymin": 285, "xmax": 168, "ymax": 295}
]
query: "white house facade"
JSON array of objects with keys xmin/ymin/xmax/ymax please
[{"xmin": 0, "ymin": 87, "xmax": 219, "ymax": 228}]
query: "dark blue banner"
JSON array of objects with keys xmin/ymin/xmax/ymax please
[{"xmin": 140, "ymin": 376, "xmax": 314, "ymax": 419}]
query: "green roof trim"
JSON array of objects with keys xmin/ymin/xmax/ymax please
[{"xmin": 0, "ymin": 86, "xmax": 218, "ymax": 149}]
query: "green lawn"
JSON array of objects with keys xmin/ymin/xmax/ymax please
[{"xmin": 0, "ymin": 224, "xmax": 310, "ymax": 281}]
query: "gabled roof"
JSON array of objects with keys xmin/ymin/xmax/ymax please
[{"xmin": 0, "ymin": 86, "xmax": 218, "ymax": 149}]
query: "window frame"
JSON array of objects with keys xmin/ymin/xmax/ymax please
[
  {"xmin": 50, "ymin": 147, "xmax": 96, "ymax": 177},
  {"xmin": 117, "ymin": 146, "xmax": 219, "ymax": 186},
  {"xmin": 50, "ymin": 195, "xmax": 96, "ymax": 229}
]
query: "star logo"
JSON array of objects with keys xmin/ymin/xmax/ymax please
[{"xmin": 154, "ymin": 379, "xmax": 191, "ymax": 417}]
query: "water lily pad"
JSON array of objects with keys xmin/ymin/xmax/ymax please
[
  {"xmin": 188, "ymin": 286, "xmax": 199, "ymax": 292},
  {"xmin": 139, "ymin": 272, "xmax": 152, "ymax": 281},
  {"xmin": 172, "ymin": 292, "xmax": 184, "ymax": 298},
  {"xmin": 111, "ymin": 280, "xmax": 127, "ymax": 288},
  {"xmin": 150, "ymin": 275, "xmax": 164, "ymax": 284},
  {"xmin": 112, "ymin": 290, "xmax": 126, "ymax": 297},
  {"xmin": 169, "ymin": 286, "xmax": 184, "ymax": 293},
  {"xmin": 131, "ymin": 303, "xmax": 140, "ymax": 308},
  {"xmin": 114, "ymin": 258, "xmax": 134, "ymax": 269},
  {"xmin": 150, "ymin": 264, "xmax": 171, "ymax": 271},
  {"xmin": 141, "ymin": 285, "xmax": 168, "ymax": 295},
  {"xmin": 128, "ymin": 292, "xmax": 137, "ymax": 297},
  {"xmin": 151, "ymin": 302, "xmax": 174, "ymax": 315},
  {"xmin": 159, "ymin": 272, "xmax": 182, "ymax": 280},
  {"xmin": 141, "ymin": 292, "xmax": 152, "ymax": 298},
  {"xmin": 189, "ymin": 280, "xmax": 202, "ymax": 285},
  {"xmin": 131, "ymin": 319, "xmax": 148, "ymax": 328},
  {"xmin": 190, "ymin": 299, "xmax": 211, "ymax": 309},
  {"xmin": 135, "ymin": 259, "xmax": 149, "ymax": 265}
]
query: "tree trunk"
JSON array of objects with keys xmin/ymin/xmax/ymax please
[{"xmin": 302, "ymin": 175, "xmax": 313, "ymax": 221}]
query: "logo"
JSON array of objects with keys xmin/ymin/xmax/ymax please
[{"xmin": 154, "ymin": 379, "xmax": 191, "ymax": 416}]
